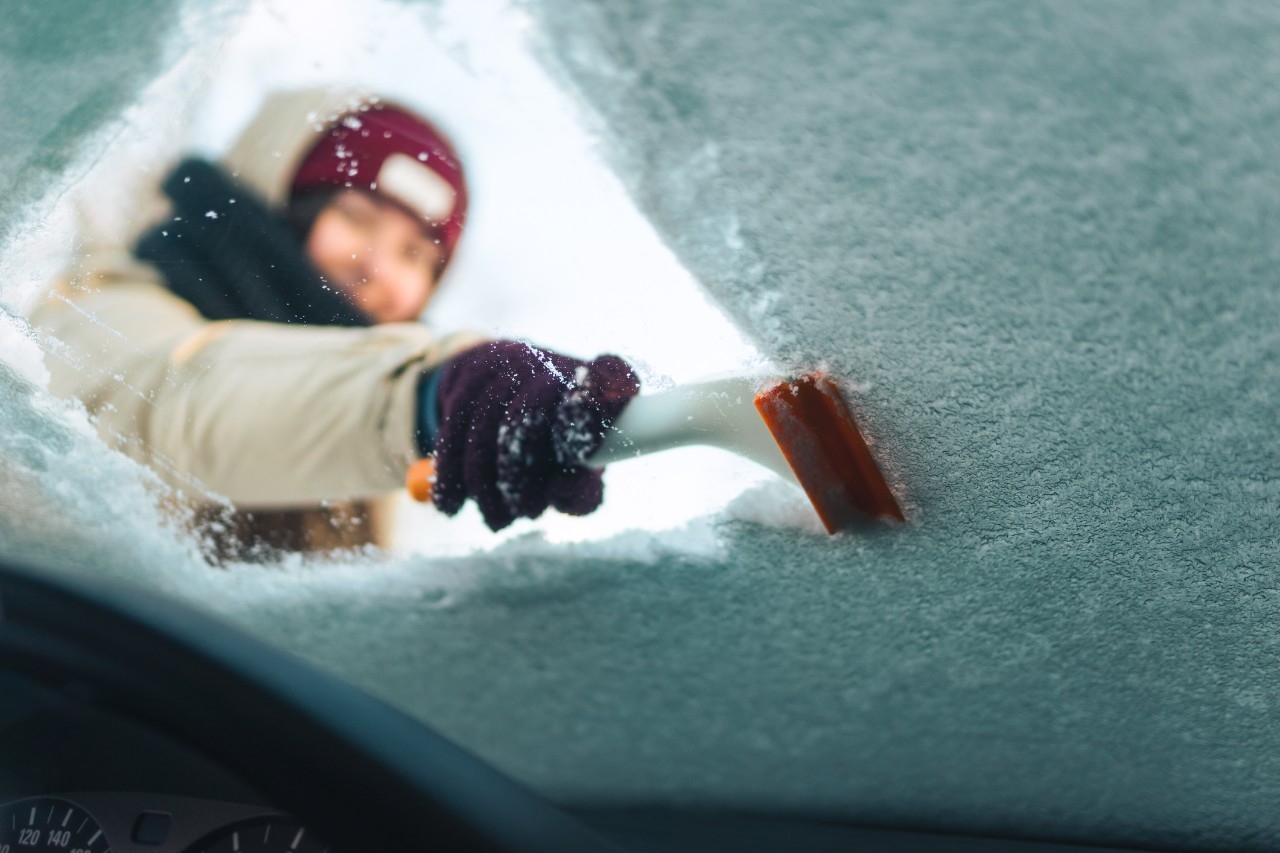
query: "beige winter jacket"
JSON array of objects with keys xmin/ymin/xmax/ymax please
[{"xmin": 28, "ymin": 89, "xmax": 481, "ymax": 510}]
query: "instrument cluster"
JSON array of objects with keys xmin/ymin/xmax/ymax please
[{"xmin": 0, "ymin": 793, "xmax": 326, "ymax": 853}]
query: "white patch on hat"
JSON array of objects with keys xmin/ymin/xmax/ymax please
[{"xmin": 377, "ymin": 152, "xmax": 456, "ymax": 222}]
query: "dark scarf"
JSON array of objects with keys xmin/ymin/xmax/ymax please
[{"xmin": 134, "ymin": 158, "xmax": 370, "ymax": 327}]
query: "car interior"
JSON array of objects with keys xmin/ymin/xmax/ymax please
[{"xmin": 0, "ymin": 561, "xmax": 1159, "ymax": 852}]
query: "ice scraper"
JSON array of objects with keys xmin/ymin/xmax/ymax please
[
  {"xmin": 407, "ymin": 374, "xmax": 903, "ymax": 533},
  {"xmin": 590, "ymin": 374, "xmax": 904, "ymax": 531}
]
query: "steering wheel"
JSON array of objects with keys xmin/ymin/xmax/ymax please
[{"xmin": 0, "ymin": 560, "xmax": 615, "ymax": 852}]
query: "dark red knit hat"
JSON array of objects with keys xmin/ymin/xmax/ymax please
[{"xmin": 291, "ymin": 102, "xmax": 468, "ymax": 265}]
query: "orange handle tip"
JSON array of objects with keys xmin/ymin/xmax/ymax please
[{"xmin": 405, "ymin": 458, "xmax": 436, "ymax": 503}]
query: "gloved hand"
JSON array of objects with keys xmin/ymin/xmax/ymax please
[{"xmin": 431, "ymin": 340, "xmax": 640, "ymax": 531}]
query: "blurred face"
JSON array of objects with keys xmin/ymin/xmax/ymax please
[{"xmin": 305, "ymin": 190, "xmax": 444, "ymax": 324}]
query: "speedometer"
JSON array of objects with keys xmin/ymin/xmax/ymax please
[
  {"xmin": 0, "ymin": 797, "xmax": 109, "ymax": 852},
  {"xmin": 188, "ymin": 819, "xmax": 328, "ymax": 853}
]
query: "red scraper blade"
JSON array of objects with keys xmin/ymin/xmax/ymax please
[{"xmin": 755, "ymin": 374, "xmax": 904, "ymax": 533}]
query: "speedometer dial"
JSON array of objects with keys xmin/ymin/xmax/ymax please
[
  {"xmin": 188, "ymin": 819, "xmax": 328, "ymax": 853},
  {"xmin": 0, "ymin": 797, "xmax": 109, "ymax": 852}
]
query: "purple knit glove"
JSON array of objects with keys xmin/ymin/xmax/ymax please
[{"xmin": 432, "ymin": 340, "xmax": 640, "ymax": 531}]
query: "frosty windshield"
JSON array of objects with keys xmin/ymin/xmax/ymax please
[{"xmin": 2, "ymin": 2, "xmax": 1278, "ymax": 851}]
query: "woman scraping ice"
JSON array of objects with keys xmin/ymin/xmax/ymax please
[{"xmin": 28, "ymin": 88, "xmax": 640, "ymax": 559}]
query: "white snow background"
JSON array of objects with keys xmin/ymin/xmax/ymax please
[{"xmin": 2, "ymin": 1, "xmax": 1279, "ymax": 850}]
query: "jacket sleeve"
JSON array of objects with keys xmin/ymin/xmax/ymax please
[{"xmin": 30, "ymin": 275, "xmax": 485, "ymax": 507}]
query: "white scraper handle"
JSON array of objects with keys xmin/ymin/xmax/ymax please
[{"xmin": 590, "ymin": 377, "xmax": 800, "ymax": 486}]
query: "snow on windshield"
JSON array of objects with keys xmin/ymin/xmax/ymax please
[{"xmin": 3, "ymin": 1, "xmax": 1280, "ymax": 850}]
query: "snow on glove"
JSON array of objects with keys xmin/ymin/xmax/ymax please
[{"xmin": 431, "ymin": 340, "xmax": 640, "ymax": 531}]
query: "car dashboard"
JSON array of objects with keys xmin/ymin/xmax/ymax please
[
  {"xmin": 1, "ymin": 668, "xmax": 325, "ymax": 853},
  {"xmin": 0, "ymin": 563, "xmax": 1165, "ymax": 853}
]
